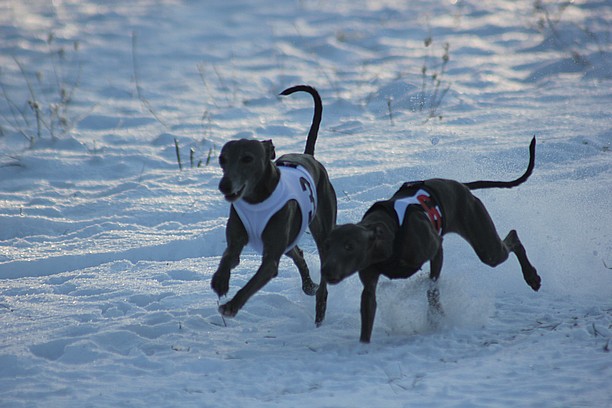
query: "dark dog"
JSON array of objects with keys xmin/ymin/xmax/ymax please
[
  {"xmin": 211, "ymin": 85, "xmax": 336, "ymax": 319},
  {"xmin": 320, "ymin": 138, "xmax": 541, "ymax": 342}
]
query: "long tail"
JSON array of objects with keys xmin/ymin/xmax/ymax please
[
  {"xmin": 464, "ymin": 136, "xmax": 536, "ymax": 190},
  {"xmin": 280, "ymin": 85, "xmax": 322, "ymax": 156}
]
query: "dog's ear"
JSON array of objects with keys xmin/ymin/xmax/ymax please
[
  {"xmin": 367, "ymin": 224, "xmax": 393, "ymax": 263},
  {"xmin": 262, "ymin": 139, "xmax": 276, "ymax": 161}
]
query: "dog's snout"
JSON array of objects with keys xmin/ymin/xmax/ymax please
[
  {"xmin": 219, "ymin": 176, "xmax": 246, "ymax": 202},
  {"xmin": 321, "ymin": 261, "xmax": 342, "ymax": 285},
  {"xmin": 218, "ymin": 177, "xmax": 232, "ymax": 195}
]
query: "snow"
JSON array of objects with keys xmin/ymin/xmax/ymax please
[{"xmin": 1, "ymin": 0, "xmax": 610, "ymax": 406}]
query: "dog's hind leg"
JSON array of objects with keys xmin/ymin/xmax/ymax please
[
  {"xmin": 286, "ymin": 246, "xmax": 318, "ymax": 296},
  {"xmin": 308, "ymin": 196, "xmax": 336, "ymax": 327},
  {"xmin": 311, "ymin": 221, "xmax": 329, "ymax": 326},
  {"xmin": 503, "ymin": 230, "xmax": 541, "ymax": 291},
  {"xmin": 459, "ymin": 196, "xmax": 541, "ymax": 292}
]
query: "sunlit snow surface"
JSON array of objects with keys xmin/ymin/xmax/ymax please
[{"xmin": 1, "ymin": 1, "xmax": 610, "ymax": 407}]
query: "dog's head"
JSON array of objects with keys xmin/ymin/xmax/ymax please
[
  {"xmin": 218, "ymin": 139, "xmax": 276, "ymax": 202},
  {"xmin": 321, "ymin": 223, "xmax": 393, "ymax": 284}
]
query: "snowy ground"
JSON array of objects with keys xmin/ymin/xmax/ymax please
[{"xmin": 1, "ymin": 0, "xmax": 611, "ymax": 407}]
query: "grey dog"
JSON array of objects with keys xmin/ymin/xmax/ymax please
[
  {"xmin": 319, "ymin": 137, "xmax": 541, "ymax": 342},
  {"xmin": 211, "ymin": 85, "xmax": 336, "ymax": 319}
]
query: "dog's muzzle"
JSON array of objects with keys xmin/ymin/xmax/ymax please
[
  {"xmin": 219, "ymin": 178, "xmax": 245, "ymax": 202},
  {"xmin": 321, "ymin": 263, "xmax": 347, "ymax": 285},
  {"xmin": 223, "ymin": 186, "xmax": 244, "ymax": 202}
]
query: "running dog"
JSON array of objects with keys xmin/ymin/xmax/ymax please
[
  {"xmin": 319, "ymin": 138, "xmax": 541, "ymax": 342},
  {"xmin": 211, "ymin": 85, "xmax": 336, "ymax": 319}
]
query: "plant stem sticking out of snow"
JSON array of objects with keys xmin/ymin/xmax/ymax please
[
  {"xmin": 174, "ymin": 138, "xmax": 182, "ymax": 171},
  {"xmin": 0, "ymin": 35, "xmax": 84, "ymax": 145},
  {"xmin": 131, "ymin": 31, "xmax": 168, "ymax": 129},
  {"xmin": 419, "ymin": 38, "xmax": 451, "ymax": 122}
]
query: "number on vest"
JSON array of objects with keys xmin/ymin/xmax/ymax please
[{"xmin": 299, "ymin": 177, "xmax": 315, "ymax": 224}]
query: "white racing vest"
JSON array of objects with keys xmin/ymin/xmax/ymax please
[{"xmin": 232, "ymin": 165, "xmax": 317, "ymax": 255}]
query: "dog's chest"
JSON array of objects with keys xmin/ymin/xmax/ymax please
[
  {"xmin": 368, "ymin": 183, "xmax": 445, "ymax": 279},
  {"xmin": 232, "ymin": 165, "xmax": 317, "ymax": 254}
]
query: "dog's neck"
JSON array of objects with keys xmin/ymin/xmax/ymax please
[
  {"xmin": 242, "ymin": 162, "xmax": 281, "ymax": 204},
  {"xmin": 360, "ymin": 211, "xmax": 398, "ymax": 264},
  {"xmin": 362, "ymin": 209, "xmax": 398, "ymax": 234}
]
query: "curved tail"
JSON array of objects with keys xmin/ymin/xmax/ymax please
[
  {"xmin": 280, "ymin": 85, "xmax": 322, "ymax": 156},
  {"xmin": 464, "ymin": 136, "xmax": 536, "ymax": 190}
]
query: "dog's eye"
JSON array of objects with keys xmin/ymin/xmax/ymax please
[
  {"xmin": 241, "ymin": 155, "xmax": 254, "ymax": 164},
  {"xmin": 344, "ymin": 242, "xmax": 353, "ymax": 252}
]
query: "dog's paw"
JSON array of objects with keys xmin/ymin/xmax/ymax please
[
  {"xmin": 522, "ymin": 266, "xmax": 541, "ymax": 292},
  {"xmin": 526, "ymin": 272, "xmax": 542, "ymax": 292},
  {"xmin": 302, "ymin": 281, "xmax": 319, "ymax": 296},
  {"xmin": 218, "ymin": 301, "xmax": 239, "ymax": 318},
  {"xmin": 315, "ymin": 310, "xmax": 326, "ymax": 327},
  {"xmin": 211, "ymin": 272, "xmax": 230, "ymax": 297}
]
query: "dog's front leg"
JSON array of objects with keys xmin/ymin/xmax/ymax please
[
  {"xmin": 427, "ymin": 247, "xmax": 444, "ymax": 320},
  {"xmin": 358, "ymin": 270, "xmax": 380, "ymax": 343},
  {"xmin": 211, "ymin": 247, "xmax": 242, "ymax": 298},
  {"xmin": 211, "ymin": 210, "xmax": 247, "ymax": 298},
  {"xmin": 219, "ymin": 253, "xmax": 281, "ymax": 317},
  {"xmin": 315, "ymin": 279, "xmax": 328, "ymax": 327}
]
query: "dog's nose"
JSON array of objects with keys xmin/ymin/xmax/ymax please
[
  {"xmin": 218, "ymin": 177, "xmax": 232, "ymax": 195},
  {"xmin": 219, "ymin": 177, "xmax": 245, "ymax": 202},
  {"xmin": 321, "ymin": 263, "xmax": 340, "ymax": 284}
]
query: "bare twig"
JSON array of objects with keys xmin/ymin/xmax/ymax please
[
  {"xmin": 197, "ymin": 64, "xmax": 221, "ymax": 108},
  {"xmin": 131, "ymin": 31, "xmax": 168, "ymax": 128},
  {"xmin": 0, "ymin": 88, "xmax": 32, "ymax": 143},
  {"xmin": 2, "ymin": 36, "xmax": 85, "ymax": 143},
  {"xmin": 0, "ymin": 303, "xmax": 14, "ymax": 312},
  {"xmin": 387, "ymin": 97, "xmax": 394, "ymax": 126},
  {"xmin": 419, "ymin": 64, "xmax": 427, "ymax": 111},
  {"xmin": 0, "ymin": 72, "xmax": 31, "ymax": 129},
  {"xmin": 417, "ymin": 38, "xmax": 451, "ymax": 122},
  {"xmin": 205, "ymin": 146, "xmax": 214, "ymax": 166},
  {"xmin": 190, "ymin": 147, "xmax": 195, "ymax": 168},
  {"xmin": 13, "ymin": 57, "xmax": 43, "ymax": 139},
  {"xmin": 174, "ymin": 138, "xmax": 182, "ymax": 171}
]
